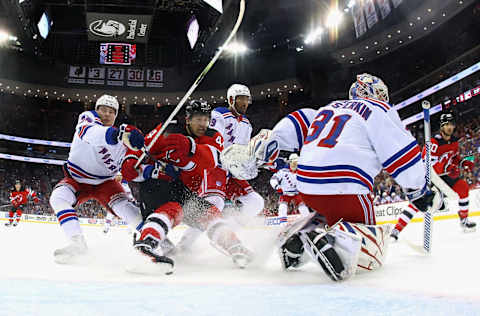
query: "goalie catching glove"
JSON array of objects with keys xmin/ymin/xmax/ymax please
[{"xmin": 220, "ymin": 144, "xmax": 258, "ymax": 180}]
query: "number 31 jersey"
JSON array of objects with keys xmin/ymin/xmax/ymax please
[{"xmin": 298, "ymin": 98, "xmax": 426, "ymax": 195}]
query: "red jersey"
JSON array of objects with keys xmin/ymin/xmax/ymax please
[
  {"xmin": 429, "ymin": 134, "xmax": 459, "ymax": 175},
  {"xmin": 10, "ymin": 188, "xmax": 39, "ymax": 209},
  {"xmin": 122, "ymin": 123, "xmax": 220, "ymax": 190},
  {"xmin": 165, "ymin": 125, "xmax": 224, "ymax": 192}
]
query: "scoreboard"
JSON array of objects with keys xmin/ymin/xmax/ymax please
[{"xmin": 100, "ymin": 43, "xmax": 136, "ymax": 66}]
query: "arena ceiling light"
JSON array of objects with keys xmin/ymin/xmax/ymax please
[
  {"xmin": 304, "ymin": 27, "xmax": 323, "ymax": 45},
  {"xmin": 0, "ymin": 31, "xmax": 9, "ymax": 43},
  {"xmin": 325, "ymin": 9, "xmax": 343, "ymax": 29},
  {"xmin": 223, "ymin": 42, "xmax": 248, "ymax": 54}
]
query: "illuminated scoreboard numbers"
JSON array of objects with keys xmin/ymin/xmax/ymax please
[{"xmin": 127, "ymin": 69, "xmax": 144, "ymax": 81}]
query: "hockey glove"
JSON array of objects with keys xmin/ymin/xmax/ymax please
[
  {"xmin": 461, "ymin": 159, "xmax": 475, "ymax": 171},
  {"xmin": 156, "ymin": 134, "xmax": 195, "ymax": 165},
  {"xmin": 446, "ymin": 164, "xmax": 460, "ymax": 179},
  {"xmin": 406, "ymin": 185, "xmax": 435, "ymax": 212},
  {"xmin": 118, "ymin": 124, "xmax": 145, "ymax": 151}
]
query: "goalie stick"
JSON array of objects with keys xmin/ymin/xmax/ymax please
[
  {"xmin": 135, "ymin": 0, "xmax": 247, "ymax": 169},
  {"xmin": 422, "ymin": 100, "xmax": 433, "ymax": 253}
]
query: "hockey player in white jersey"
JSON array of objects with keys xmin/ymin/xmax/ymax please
[
  {"xmin": 49, "ymin": 94, "xmax": 145, "ymax": 263},
  {"xmin": 270, "ymin": 153, "xmax": 309, "ymax": 221},
  {"xmin": 276, "ymin": 74, "xmax": 438, "ymax": 281},
  {"xmin": 209, "ymin": 84, "xmax": 264, "ymax": 217}
]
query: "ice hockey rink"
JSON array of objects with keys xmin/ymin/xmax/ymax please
[{"xmin": 1, "ymin": 213, "xmax": 480, "ymax": 316}]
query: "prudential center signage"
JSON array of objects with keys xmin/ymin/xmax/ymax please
[{"xmin": 86, "ymin": 12, "xmax": 152, "ymax": 43}]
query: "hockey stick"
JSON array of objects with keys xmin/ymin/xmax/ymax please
[
  {"xmin": 135, "ymin": 0, "xmax": 246, "ymax": 169},
  {"xmin": 422, "ymin": 100, "xmax": 433, "ymax": 253}
]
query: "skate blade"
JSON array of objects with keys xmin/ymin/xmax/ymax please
[
  {"xmin": 126, "ymin": 261, "xmax": 174, "ymax": 275},
  {"xmin": 462, "ymin": 227, "xmax": 477, "ymax": 233}
]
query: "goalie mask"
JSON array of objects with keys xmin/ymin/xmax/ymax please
[{"xmin": 349, "ymin": 73, "xmax": 389, "ymax": 103}]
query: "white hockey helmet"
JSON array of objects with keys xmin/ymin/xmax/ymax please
[
  {"xmin": 95, "ymin": 94, "xmax": 119, "ymax": 115},
  {"xmin": 227, "ymin": 83, "xmax": 252, "ymax": 107},
  {"xmin": 349, "ymin": 73, "xmax": 389, "ymax": 103},
  {"xmin": 288, "ymin": 153, "xmax": 299, "ymax": 162}
]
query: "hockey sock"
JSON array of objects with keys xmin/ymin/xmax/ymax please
[
  {"xmin": 140, "ymin": 212, "xmax": 172, "ymax": 243},
  {"xmin": 393, "ymin": 204, "xmax": 418, "ymax": 234},
  {"xmin": 56, "ymin": 209, "xmax": 81, "ymax": 239},
  {"xmin": 278, "ymin": 203, "xmax": 288, "ymax": 217},
  {"xmin": 453, "ymin": 179, "xmax": 469, "ymax": 220},
  {"xmin": 15, "ymin": 209, "xmax": 22, "ymax": 223}
]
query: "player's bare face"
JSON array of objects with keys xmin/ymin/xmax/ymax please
[
  {"xmin": 234, "ymin": 95, "xmax": 250, "ymax": 115},
  {"xmin": 441, "ymin": 123, "xmax": 455, "ymax": 137},
  {"xmin": 187, "ymin": 115, "xmax": 210, "ymax": 137},
  {"xmin": 97, "ymin": 105, "xmax": 116, "ymax": 126},
  {"xmin": 290, "ymin": 161, "xmax": 298, "ymax": 171},
  {"xmin": 15, "ymin": 183, "xmax": 21, "ymax": 191}
]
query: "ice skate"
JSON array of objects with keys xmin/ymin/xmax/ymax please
[
  {"xmin": 460, "ymin": 218, "xmax": 476, "ymax": 233},
  {"xmin": 133, "ymin": 237, "xmax": 174, "ymax": 275},
  {"xmin": 227, "ymin": 243, "xmax": 253, "ymax": 269},
  {"xmin": 4, "ymin": 222, "xmax": 13, "ymax": 227},
  {"xmin": 54, "ymin": 235, "xmax": 88, "ymax": 264}
]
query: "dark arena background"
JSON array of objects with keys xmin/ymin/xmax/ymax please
[{"xmin": 0, "ymin": 0, "xmax": 479, "ymax": 315}]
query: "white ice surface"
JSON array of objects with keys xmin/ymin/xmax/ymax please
[{"xmin": 1, "ymin": 217, "xmax": 480, "ymax": 316}]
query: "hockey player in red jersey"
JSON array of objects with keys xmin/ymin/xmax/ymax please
[
  {"xmin": 391, "ymin": 112, "xmax": 476, "ymax": 239},
  {"xmin": 121, "ymin": 106, "xmax": 252, "ymax": 271},
  {"xmin": 5, "ymin": 180, "xmax": 39, "ymax": 227}
]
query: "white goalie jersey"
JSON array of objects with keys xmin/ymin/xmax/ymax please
[
  {"xmin": 272, "ymin": 108, "xmax": 317, "ymax": 152},
  {"xmin": 298, "ymin": 98, "xmax": 426, "ymax": 195},
  {"xmin": 66, "ymin": 111, "xmax": 126, "ymax": 185}
]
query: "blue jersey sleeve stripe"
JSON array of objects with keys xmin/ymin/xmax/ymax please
[
  {"xmin": 298, "ymin": 110, "xmax": 311, "ymax": 127},
  {"xmin": 391, "ymin": 153, "xmax": 422, "ymax": 178},
  {"xmin": 287, "ymin": 115, "xmax": 303, "ymax": 150},
  {"xmin": 382, "ymin": 140, "xmax": 418, "ymax": 168}
]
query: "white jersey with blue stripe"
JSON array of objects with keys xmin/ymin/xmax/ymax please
[
  {"xmin": 67, "ymin": 111, "xmax": 126, "ymax": 185},
  {"xmin": 210, "ymin": 107, "xmax": 252, "ymax": 149},
  {"xmin": 272, "ymin": 108, "xmax": 317, "ymax": 152},
  {"xmin": 298, "ymin": 98, "xmax": 426, "ymax": 195},
  {"xmin": 270, "ymin": 168, "xmax": 299, "ymax": 196}
]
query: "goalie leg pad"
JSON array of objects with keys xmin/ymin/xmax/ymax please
[
  {"xmin": 338, "ymin": 222, "xmax": 392, "ymax": 271},
  {"xmin": 299, "ymin": 230, "xmax": 346, "ymax": 281},
  {"xmin": 279, "ymin": 233, "xmax": 308, "ymax": 270}
]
